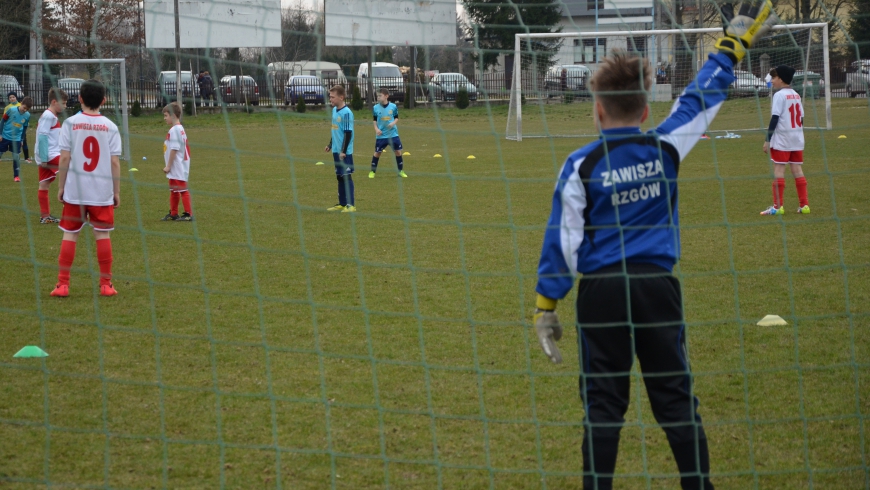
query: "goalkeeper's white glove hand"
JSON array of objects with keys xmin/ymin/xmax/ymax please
[
  {"xmin": 534, "ymin": 308, "xmax": 563, "ymax": 364},
  {"xmin": 714, "ymin": 0, "xmax": 778, "ymax": 63}
]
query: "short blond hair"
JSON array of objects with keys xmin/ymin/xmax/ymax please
[{"xmin": 590, "ymin": 51, "xmax": 652, "ymax": 121}]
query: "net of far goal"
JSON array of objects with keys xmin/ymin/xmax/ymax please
[
  {"xmin": 506, "ymin": 23, "xmax": 831, "ymax": 141},
  {"xmin": 0, "ymin": 59, "xmax": 131, "ymax": 161}
]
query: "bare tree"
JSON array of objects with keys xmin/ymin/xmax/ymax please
[{"xmin": 44, "ymin": 0, "xmax": 141, "ymax": 77}]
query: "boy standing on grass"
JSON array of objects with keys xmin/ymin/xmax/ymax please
[
  {"xmin": 0, "ymin": 95, "xmax": 32, "ymax": 182},
  {"xmin": 52, "ymin": 80, "xmax": 121, "ymax": 298},
  {"xmin": 760, "ymin": 65, "xmax": 809, "ymax": 215},
  {"xmin": 531, "ymin": 2, "xmax": 776, "ymax": 489},
  {"xmin": 324, "ymin": 85, "xmax": 356, "ymax": 212},
  {"xmin": 4, "ymin": 92, "xmax": 31, "ymax": 164},
  {"xmin": 34, "ymin": 88, "xmax": 68, "ymax": 223},
  {"xmin": 161, "ymin": 102, "xmax": 193, "ymax": 221},
  {"xmin": 369, "ymin": 88, "xmax": 407, "ymax": 179}
]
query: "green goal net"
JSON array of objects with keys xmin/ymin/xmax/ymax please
[{"xmin": 1, "ymin": 0, "xmax": 868, "ymax": 488}]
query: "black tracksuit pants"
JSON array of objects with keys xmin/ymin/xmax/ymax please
[{"xmin": 576, "ymin": 263, "xmax": 713, "ymax": 490}]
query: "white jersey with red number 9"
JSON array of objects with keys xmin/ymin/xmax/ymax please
[
  {"xmin": 770, "ymin": 88, "xmax": 805, "ymax": 152},
  {"xmin": 58, "ymin": 112, "xmax": 122, "ymax": 206}
]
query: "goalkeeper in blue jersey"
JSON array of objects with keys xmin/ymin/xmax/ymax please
[
  {"xmin": 369, "ymin": 88, "xmax": 407, "ymax": 179},
  {"xmin": 531, "ymin": 2, "xmax": 777, "ymax": 489},
  {"xmin": 324, "ymin": 85, "xmax": 356, "ymax": 213}
]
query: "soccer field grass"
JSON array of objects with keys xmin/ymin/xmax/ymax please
[{"xmin": 1, "ymin": 98, "xmax": 868, "ymax": 489}]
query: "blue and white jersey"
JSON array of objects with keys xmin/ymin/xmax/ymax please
[
  {"xmin": 535, "ymin": 53, "xmax": 735, "ymax": 301},
  {"xmin": 373, "ymin": 102, "xmax": 399, "ymax": 139},
  {"xmin": 331, "ymin": 105, "xmax": 354, "ymax": 154},
  {"xmin": 1, "ymin": 106, "xmax": 30, "ymax": 142}
]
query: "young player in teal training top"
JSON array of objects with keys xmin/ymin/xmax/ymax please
[
  {"xmin": 324, "ymin": 85, "xmax": 356, "ymax": 212},
  {"xmin": 369, "ymin": 88, "xmax": 407, "ymax": 178},
  {"xmin": 532, "ymin": 2, "xmax": 777, "ymax": 489},
  {"xmin": 0, "ymin": 96, "xmax": 32, "ymax": 182}
]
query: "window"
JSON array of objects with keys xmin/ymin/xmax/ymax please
[
  {"xmin": 582, "ymin": 38, "xmax": 606, "ymax": 63},
  {"xmin": 573, "ymin": 39, "xmax": 582, "ymax": 63},
  {"xmin": 629, "ymin": 36, "xmax": 646, "ymax": 56},
  {"xmin": 587, "ymin": 0, "xmax": 604, "ymax": 10}
]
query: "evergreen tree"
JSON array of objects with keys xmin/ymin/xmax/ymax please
[
  {"xmin": 351, "ymin": 85, "xmax": 364, "ymax": 111},
  {"xmin": 848, "ymin": 0, "xmax": 870, "ymax": 59},
  {"xmin": 461, "ymin": 0, "xmax": 563, "ymax": 71}
]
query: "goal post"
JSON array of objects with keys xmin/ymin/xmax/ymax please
[
  {"xmin": 0, "ymin": 59, "xmax": 131, "ymax": 162},
  {"xmin": 507, "ymin": 23, "xmax": 831, "ymax": 141}
]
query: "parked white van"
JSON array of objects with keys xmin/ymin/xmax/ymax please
[
  {"xmin": 267, "ymin": 61, "xmax": 347, "ymax": 87},
  {"xmin": 356, "ymin": 62, "xmax": 404, "ymax": 102}
]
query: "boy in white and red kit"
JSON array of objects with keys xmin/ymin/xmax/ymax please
[
  {"xmin": 161, "ymin": 102, "xmax": 193, "ymax": 221},
  {"xmin": 760, "ymin": 65, "xmax": 810, "ymax": 215},
  {"xmin": 51, "ymin": 80, "xmax": 122, "ymax": 297},
  {"xmin": 34, "ymin": 87, "xmax": 68, "ymax": 223}
]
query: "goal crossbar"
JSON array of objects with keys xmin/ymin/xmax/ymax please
[
  {"xmin": 0, "ymin": 59, "xmax": 131, "ymax": 161},
  {"xmin": 508, "ymin": 23, "xmax": 831, "ymax": 140}
]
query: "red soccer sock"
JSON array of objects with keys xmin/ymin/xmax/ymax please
[
  {"xmin": 772, "ymin": 178, "xmax": 786, "ymax": 208},
  {"xmin": 57, "ymin": 239, "xmax": 76, "ymax": 286},
  {"xmin": 96, "ymin": 238, "xmax": 113, "ymax": 286},
  {"xmin": 795, "ymin": 176, "xmax": 809, "ymax": 207},
  {"xmin": 38, "ymin": 189, "xmax": 50, "ymax": 217},
  {"xmin": 170, "ymin": 192, "xmax": 180, "ymax": 215},
  {"xmin": 180, "ymin": 191, "xmax": 192, "ymax": 215}
]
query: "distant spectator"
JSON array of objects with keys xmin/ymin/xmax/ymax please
[{"xmin": 198, "ymin": 71, "xmax": 214, "ymax": 107}]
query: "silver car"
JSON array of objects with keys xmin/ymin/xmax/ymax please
[
  {"xmin": 427, "ymin": 73, "xmax": 478, "ymax": 102},
  {"xmin": 545, "ymin": 64, "xmax": 592, "ymax": 98},
  {"xmin": 0, "ymin": 75, "xmax": 25, "ymax": 101},
  {"xmin": 729, "ymin": 70, "xmax": 766, "ymax": 97},
  {"xmin": 845, "ymin": 60, "xmax": 870, "ymax": 98}
]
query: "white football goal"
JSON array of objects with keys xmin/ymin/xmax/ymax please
[
  {"xmin": 0, "ymin": 58, "xmax": 131, "ymax": 161},
  {"xmin": 506, "ymin": 23, "xmax": 831, "ymax": 141}
]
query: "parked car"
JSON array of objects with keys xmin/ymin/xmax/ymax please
[
  {"xmin": 426, "ymin": 73, "xmax": 478, "ymax": 102},
  {"xmin": 57, "ymin": 78, "xmax": 85, "ymax": 107},
  {"xmin": 357, "ymin": 62, "xmax": 404, "ymax": 102},
  {"xmin": 791, "ymin": 70, "xmax": 823, "ymax": 99},
  {"xmin": 219, "ymin": 75, "xmax": 259, "ymax": 105},
  {"xmin": 156, "ymin": 71, "xmax": 199, "ymax": 107},
  {"xmin": 845, "ymin": 60, "xmax": 869, "ymax": 98},
  {"xmin": 269, "ymin": 61, "xmax": 347, "ymax": 88},
  {"xmin": 544, "ymin": 64, "xmax": 592, "ymax": 98},
  {"xmin": 284, "ymin": 75, "xmax": 325, "ymax": 106},
  {"xmin": 0, "ymin": 75, "xmax": 25, "ymax": 102},
  {"xmin": 729, "ymin": 70, "xmax": 766, "ymax": 97}
]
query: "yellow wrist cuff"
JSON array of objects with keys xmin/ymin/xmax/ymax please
[{"xmin": 536, "ymin": 294, "xmax": 557, "ymax": 311}]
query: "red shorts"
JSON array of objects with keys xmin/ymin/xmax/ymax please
[
  {"xmin": 38, "ymin": 156, "xmax": 60, "ymax": 183},
  {"xmin": 770, "ymin": 149, "xmax": 803, "ymax": 164},
  {"xmin": 169, "ymin": 179, "xmax": 188, "ymax": 193},
  {"xmin": 59, "ymin": 202, "xmax": 115, "ymax": 232}
]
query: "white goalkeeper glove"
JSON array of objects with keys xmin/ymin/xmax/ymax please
[
  {"xmin": 533, "ymin": 294, "xmax": 563, "ymax": 363},
  {"xmin": 714, "ymin": 0, "xmax": 778, "ymax": 63}
]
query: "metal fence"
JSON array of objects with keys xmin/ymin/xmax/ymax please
[{"xmin": 0, "ymin": 68, "xmax": 861, "ymax": 113}]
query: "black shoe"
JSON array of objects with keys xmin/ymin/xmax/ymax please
[
  {"xmin": 161, "ymin": 212, "xmax": 180, "ymax": 221},
  {"xmin": 178, "ymin": 212, "xmax": 193, "ymax": 221},
  {"xmin": 40, "ymin": 215, "xmax": 60, "ymax": 224}
]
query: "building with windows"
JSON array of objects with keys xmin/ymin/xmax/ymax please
[{"xmin": 553, "ymin": 0, "xmax": 654, "ymax": 67}]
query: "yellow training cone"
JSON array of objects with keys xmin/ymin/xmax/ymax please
[
  {"xmin": 315, "ymin": 162, "xmax": 325, "ymax": 165},
  {"xmin": 433, "ymin": 154, "xmax": 442, "ymax": 158},
  {"xmin": 757, "ymin": 314, "xmax": 787, "ymax": 326},
  {"xmin": 467, "ymin": 155, "xmax": 476, "ymax": 159},
  {"xmin": 129, "ymin": 168, "xmax": 138, "ymax": 171},
  {"xmin": 403, "ymin": 152, "xmax": 411, "ymax": 156},
  {"xmin": 838, "ymin": 135, "xmax": 847, "ymax": 139}
]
